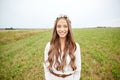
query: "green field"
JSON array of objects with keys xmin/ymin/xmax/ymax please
[{"xmin": 0, "ymin": 28, "xmax": 120, "ymax": 80}]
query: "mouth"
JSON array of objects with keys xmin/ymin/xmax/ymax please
[{"xmin": 59, "ymin": 32, "xmax": 66, "ymax": 35}]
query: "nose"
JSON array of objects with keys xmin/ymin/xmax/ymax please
[{"xmin": 61, "ymin": 26, "xmax": 64, "ymax": 31}]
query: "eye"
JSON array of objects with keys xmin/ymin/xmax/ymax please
[
  {"xmin": 64, "ymin": 25, "xmax": 68, "ymax": 28},
  {"xmin": 57, "ymin": 25, "xmax": 61, "ymax": 28}
]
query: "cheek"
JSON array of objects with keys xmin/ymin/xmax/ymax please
[
  {"xmin": 56, "ymin": 28, "xmax": 60, "ymax": 35},
  {"xmin": 66, "ymin": 28, "xmax": 69, "ymax": 33},
  {"xmin": 56, "ymin": 28, "xmax": 59, "ymax": 32}
]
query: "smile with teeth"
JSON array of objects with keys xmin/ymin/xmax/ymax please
[{"xmin": 59, "ymin": 32, "xmax": 66, "ymax": 35}]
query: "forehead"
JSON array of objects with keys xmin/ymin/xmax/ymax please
[{"xmin": 57, "ymin": 18, "xmax": 68, "ymax": 25}]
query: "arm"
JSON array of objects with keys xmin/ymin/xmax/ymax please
[
  {"xmin": 73, "ymin": 43, "xmax": 81, "ymax": 80},
  {"xmin": 43, "ymin": 42, "xmax": 51, "ymax": 80}
]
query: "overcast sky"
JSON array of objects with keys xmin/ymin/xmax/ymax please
[{"xmin": 0, "ymin": 0, "xmax": 120, "ymax": 28}]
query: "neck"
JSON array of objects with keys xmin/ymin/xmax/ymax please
[{"xmin": 59, "ymin": 38, "xmax": 66, "ymax": 51}]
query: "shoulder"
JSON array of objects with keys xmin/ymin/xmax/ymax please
[
  {"xmin": 75, "ymin": 42, "xmax": 80, "ymax": 48},
  {"xmin": 46, "ymin": 42, "xmax": 50, "ymax": 47},
  {"xmin": 75, "ymin": 42, "xmax": 81, "ymax": 53},
  {"xmin": 45, "ymin": 42, "xmax": 50, "ymax": 50},
  {"xmin": 74, "ymin": 42, "xmax": 81, "ymax": 56}
]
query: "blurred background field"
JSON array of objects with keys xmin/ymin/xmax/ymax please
[{"xmin": 0, "ymin": 28, "xmax": 120, "ymax": 80}]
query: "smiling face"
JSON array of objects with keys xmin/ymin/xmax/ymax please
[{"xmin": 56, "ymin": 18, "xmax": 68, "ymax": 39}]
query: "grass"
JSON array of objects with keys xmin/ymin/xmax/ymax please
[
  {"xmin": 0, "ymin": 28, "xmax": 120, "ymax": 80},
  {"xmin": 0, "ymin": 30, "xmax": 47, "ymax": 45}
]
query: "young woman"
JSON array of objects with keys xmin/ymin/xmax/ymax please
[{"xmin": 43, "ymin": 15, "xmax": 81, "ymax": 80}]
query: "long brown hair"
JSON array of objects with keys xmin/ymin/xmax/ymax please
[{"xmin": 47, "ymin": 15, "xmax": 77, "ymax": 72}]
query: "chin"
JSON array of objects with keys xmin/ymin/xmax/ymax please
[
  {"xmin": 60, "ymin": 37, "xmax": 66, "ymax": 38},
  {"xmin": 59, "ymin": 35, "xmax": 67, "ymax": 38}
]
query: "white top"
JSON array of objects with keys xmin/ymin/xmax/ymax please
[{"xmin": 43, "ymin": 42, "xmax": 81, "ymax": 80}]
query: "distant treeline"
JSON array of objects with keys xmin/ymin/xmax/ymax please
[
  {"xmin": 5, "ymin": 27, "xmax": 15, "ymax": 30},
  {"xmin": 0, "ymin": 27, "xmax": 119, "ymax": 30},
  {"xmin": 97, "ymin": 26, "xmax": 107, "ymax": 28},
  {"xmin": 97, "ymin": 26, "xmax": 120, "ymax": 28}
]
